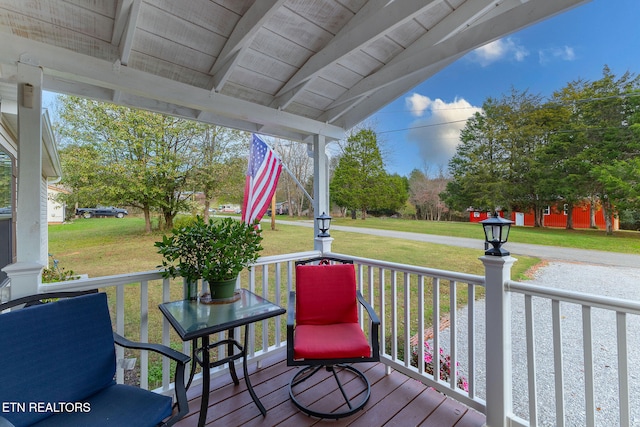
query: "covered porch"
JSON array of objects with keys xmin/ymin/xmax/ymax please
[{"xmin": 4, "ymin": 1, "xmax": 636, "ymax": 426}]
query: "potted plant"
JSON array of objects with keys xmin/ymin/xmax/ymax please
[{"xmin": 155, "ymin": 216, "xmax": 263, "ymax": 300}]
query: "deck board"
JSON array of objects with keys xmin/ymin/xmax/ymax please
[{"xmin": 173, "ymin": 351, "xmax": 485, "ymax": 427}]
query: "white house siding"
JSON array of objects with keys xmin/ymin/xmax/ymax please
[{"xmin": 46, "ymin": 186, "xmax": 65, "ymax": 223}]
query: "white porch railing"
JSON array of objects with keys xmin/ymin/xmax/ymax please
[
  {"xmin": 504, "ymin": 278, "xmax": 640, "ymax": 427},
  {"xmin": 37, "ymin": 251, "xmax": 640, "ymax": 426}
]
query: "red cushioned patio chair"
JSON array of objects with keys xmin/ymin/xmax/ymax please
[{"xmin": 286, "ymin": 257, "xmax": 380, "ymax": 419}]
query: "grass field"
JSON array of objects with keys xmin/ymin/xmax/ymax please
[
  {"xmin": 48, "ymin": 216, "xmax": 546, "ymax": 279},
  {"xmin": 49, "ymin": 215, "xmax": 640, "ymax": 279},
  {"xmin": 330, "ymin": 216, "xmax": 640, "ymax": 254}
]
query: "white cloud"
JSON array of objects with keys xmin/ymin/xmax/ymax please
[
  {"xmin": 469, "ymin": 38, "xmax": 529, "ymax": 67},
  {"xmin": 405, "ymin": 93, "xmax": 432, "ymax": 117},
  {"xmin": 403, "ymin": 94, "xmax": 482, "ymax": 171},
  {"xmin": 539, "ymin": 45, "xmax": 576, "ymax": 64}
]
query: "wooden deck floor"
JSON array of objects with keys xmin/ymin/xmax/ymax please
[{"xmin": 173, "ymin": 350, "xmax": 486, "ymax": 427}]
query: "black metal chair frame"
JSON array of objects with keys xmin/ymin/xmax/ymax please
[
  {"xmin": 286, "ymin": 257, "xmax": 380, "ymax": 419},
  {"xmin": 0, "ymin": 291, "xmax": 190, "ymax": 427}
]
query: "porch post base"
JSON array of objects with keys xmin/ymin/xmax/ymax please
[
  {"xmin": 314, "ymin": 236, "xmax": 333, "ymax": 254},
  {"xmin": 1, "ymin": 261, "xmax": 44, "ymax": 300}
]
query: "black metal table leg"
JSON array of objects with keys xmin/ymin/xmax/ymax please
[
  {"xmin": 185, "ymin": 337, "xmax": 199, "ymax": 391},
  {"xmin": 242, "ymin": 324, "xmax": 266, "ymax": 416},
  {"xmin": 227, "ymin": 328, "xmax": 239, "ymax": 385},
  {"xmin": 198, "ymin": 335, "xmax": 210, "ymax": 427}
]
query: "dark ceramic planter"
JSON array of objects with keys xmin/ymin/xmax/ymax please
[{"xmin": 207, "ymin": 277, "xmax": 237, "ymax": 300}]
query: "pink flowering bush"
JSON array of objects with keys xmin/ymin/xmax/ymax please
[{"xmin": 411, "ymin": 341, "xmax": 469, "ymax": 392}]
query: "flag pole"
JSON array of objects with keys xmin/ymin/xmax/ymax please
[
  {"xmin": 279, "ymin": 160, "xmax": 314, "ymax": 206},
  {"xmin": 271, "ymin": 194, "xmax": 276, "ymax": 230}
]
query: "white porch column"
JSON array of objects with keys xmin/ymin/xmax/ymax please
[
  {"xmin": 4, "ymin": 60, "xmax": 45, "ymax": 298},
  {"xmin": 312, "ymin": 134, "xmax": 332, "ymax": 253},
  {"xmin": 482, "ymin": 254, "xmax": 516, "ymax": 427}
]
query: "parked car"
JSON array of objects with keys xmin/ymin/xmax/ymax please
[
  {"xmin": 267, "ymin": 202, "xmax": 288, "ymax": 216},
  {"xmin": 75, "ymin": 206, "xmax": 128, "ymax": 219}
]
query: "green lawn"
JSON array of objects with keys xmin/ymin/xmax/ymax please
[
  {"xmin": 48, "ymin": 216, "xmax": 542, "ymax": 279},
  {"xmin": 330, "ymin": 216, "xmax": 640, "ymax": 254}
]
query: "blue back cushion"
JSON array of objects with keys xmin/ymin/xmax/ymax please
[{"xmin": 0, "ymin": 293, "xmax": 116, "ymax": 426}]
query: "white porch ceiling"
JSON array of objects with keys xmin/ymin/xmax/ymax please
[{"xmin": 0, "ymin": 0, "xmax": 588, "ymax": 143}]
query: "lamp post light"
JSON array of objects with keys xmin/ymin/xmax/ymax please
[
  {"xmin": 316, "ymin": 212, "xmax": 332, "ymax": 238},
  {"xmin": 480, "ymin": 211, "xmax": 513, "ymax": 256}
]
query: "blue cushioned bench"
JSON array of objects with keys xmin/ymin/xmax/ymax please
[{"xmin": 0, "ymin": 292, "xmax": 190, "ymax": 427}]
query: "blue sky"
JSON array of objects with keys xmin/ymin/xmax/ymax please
[{"xmin": 370, "ymin": 0, "xmax": 640, "ymax": 177}]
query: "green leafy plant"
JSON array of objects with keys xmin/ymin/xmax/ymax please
[
  {"xmin": 42, "ymin": 253, "xmax": 78, "ymax": 283},
  {"xmin": 155, "ymin": 216, "xmax": 263, "ymax": 284}
]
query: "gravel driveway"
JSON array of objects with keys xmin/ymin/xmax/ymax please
[{"xmin": 441, "ymin": 261, "xmax": 640, "ymax": 427}]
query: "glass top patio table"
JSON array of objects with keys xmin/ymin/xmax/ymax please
[
  {"xmin": 158, "ymin": 288, "xmax": 285, "ymax": 427},
  {"xmin": 159, "ymin": 288, "xmax": 285, "ymax": 341}
]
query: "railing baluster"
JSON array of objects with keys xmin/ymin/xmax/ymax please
[
  {"xmin": 433, "ymin": 277, "xmax": 440, "ymax": 383},
  {"xmin": 273, "ymin": 262, "xmax": 282, "ymax": 347},
  {"xmin": 162, "ymin": 277, "xmax": 171, "ymax": 392},
  {"xmin": 617, "ymin": 311, "xmax": 630, "ymax": 427},
  {"xmin": 582, "ymin": 305, "xmax": 595, "ymax": 427},
  {"xmin": 418, "ymin": 275, "xmax": 425, "ymax": 375},
  {"xmin": 404, "ymin": 272, "xmax": 411, "ymax": 367},
  {"xmin": 525, "ymin": 294, "xmax": 538, "ymax": 426},
  {"xmin": 116, "ymin": 284, "xmax": 125, "ymax": 384},
  {"xmin": 261, "ymin": 264, "xmax": 270, "ymax": 354},
  {"xmin": 140, "ymin": 280, "xmax": 149, "ymax": 390},
  {"xmin": 391, "ymin": 269, "xmax": 398, "ymax": 360},
  {"xmin": 552, "ymin": 299, "xmax": 565, "ymax": 427},
  {"xmin": 467, "ymin": 283, "xmax": 475, "ymax": 397},
  {"xmin": 450, "ymin": 280, "xmax": 457, "ymax": 390}
]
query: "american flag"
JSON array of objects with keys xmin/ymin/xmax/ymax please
[{"xmin": 241, "ymin": 134, "xmax": 282, "ymax": 225}]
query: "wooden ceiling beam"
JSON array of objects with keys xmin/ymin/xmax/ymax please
[{"xmin": 208, "ymin": 0, "xmax": 287, "ymax": 93}]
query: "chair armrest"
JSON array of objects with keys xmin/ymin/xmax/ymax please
[
  {"xmin": 357, "ymin": 291, "xmax": 380, "ymax": 325},
  {"xmin": 113, "ymin": 333, "xmax": 190, "ymax": 365},
  {"xmin": 113, "ymin": 333, "xmax": 190, "ymax": 427},
  {"xmin": 287, "ymin": 291, "xmax": 296, "ymax": 327},
  {"xmin": 286, "ymin": 291, "xmax": 296, "ymax": 363},
  {"xmin": 357, "ymin": 291, "xmax": 381, "ymax": 359}
]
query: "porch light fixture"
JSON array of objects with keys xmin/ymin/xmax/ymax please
[
  {"xmin": 480, "ymin": 211, "xmax": 513, "ymax": 256},
  {"xmin": 316, "ymin": 212, "xmax": 332, "ymax": 238}
]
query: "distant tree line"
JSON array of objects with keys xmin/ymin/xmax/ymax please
[
  {"xmin": 441, "ymin": 66, "xmax": 640, "ymax": 234},
  {"xmin": 53, "ymin": 65, "xmax": 639, "ymax": 234}
]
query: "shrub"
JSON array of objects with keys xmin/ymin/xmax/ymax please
[{"xmin": 411, "ymin": 340, "xmax": 469, "ymax": 392}]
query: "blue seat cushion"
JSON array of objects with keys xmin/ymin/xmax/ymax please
[
  {"xmin": 30, "ymin": 384, "xmax": 173, "ymax": 427},
  {"xmin": 0, "ymin": 293, "xmax": 116, "ymax": 426}
]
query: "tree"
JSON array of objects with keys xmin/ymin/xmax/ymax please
[
  {"xmin": 442, "ymin": 104, "xmax": 511, "ymax": 213},
  {"xmin": 56, "ymin": 144, "xmax": 104, "ymax": 209},
  {"xmin": 545, "ymin": 67, "xmax": 640, "ymax": 234},
  {"xmin": 409, "ymin": 169, "xmax": 450, "ymax": 220},
  {"xmin": 191, "ymin": 126, "xmax": 248, "ymax": 222},
  {"xmin": 56, "ymin": 96, "xmax": 205, "ymax": 231},
  {"xmin": 330, "ymin": 129, "xmax": 404, "ymax": 219},
  {"xmin": 272, "ymin": 139, "xmax": 313, "ymax": 217},
  {"xmin": 443, "ymin": 88, "xmax": 566, "ymax": 226},
  {"xmin": 579, "ymin": 67, "xmax": 640, "ymax": 234}
]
